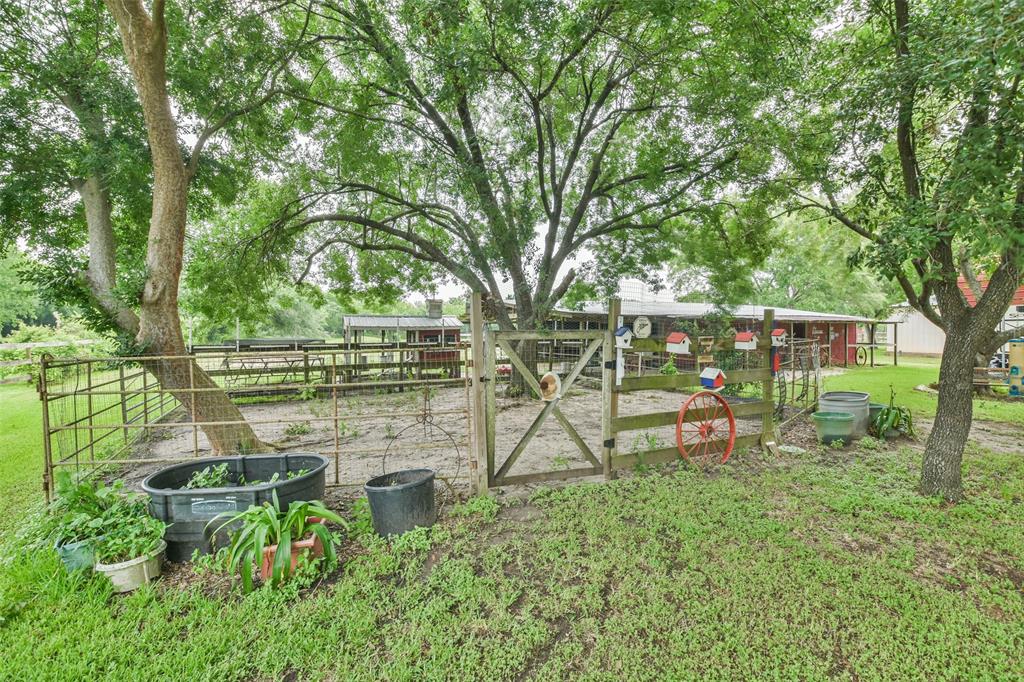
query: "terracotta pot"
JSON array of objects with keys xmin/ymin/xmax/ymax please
[{"xmin": 259, "ymin": 519, "xmax": 325, "ymax": 582}]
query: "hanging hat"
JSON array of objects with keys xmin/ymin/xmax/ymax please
[{"xmin": 539, "ymin": 372, "xmax": 561, "ymax": 401}]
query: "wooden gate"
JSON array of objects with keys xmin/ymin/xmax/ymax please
[
  {"xmin": 466, "ymin": 295, "xmax": 777, "ymax": 493},
  {"xmin": 484, "ymin": 328, "xmax": 609, "ymax": 487}
]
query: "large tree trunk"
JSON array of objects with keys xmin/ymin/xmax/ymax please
[
  {"xmin": 919, "ymin": 331, "xmax": 975, "ymax": 500},
  {"xmin": 104, "ymin": 0, "xmax": 270, "ymax": 454},
  {"xmin": 507, "ymin": 338, "xmax": 539, "ymax": 398},
  {"xmin": 142, "ymin": 320, "xmax": 271, "ymax": 453},
  {"xmin": 919, "ymin": 263, "xmax": 1019, "ymax": 500}
]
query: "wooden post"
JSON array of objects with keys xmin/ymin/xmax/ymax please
[
  {"xmin": 484, "ymin": 326, "xmax": 497, "ymax": 487},
  {"xmin": 892, "ymin": 323, "xmax": 898, "ymax": 366},
  {"xmin": 602, "ymin": 298, "xmax": 620, "ymax": 480},
  {"xmin": 869, "ymin": 323, "xmax": 876, "ymax": 367},
  {"xmin": 332, "ymin": 351, "xmax": 339, "ymax": 484},
  {"xmin": 843, "ymin": 323, "xmax": 849, "ymax": 367},
  {"xmin": 826, "ymin": 322, "xmax": 833, "ymax": 368},
  {"xmin": 469, "ymin": 293, "xmax": 488, "ymax": 494},
  {"xmin": 789, "ymin": 326, "xmax": 796, "ymax": 406},
  {"xmin": 762, "ymin": 309, "xmax": 777, "ymax": 448}
]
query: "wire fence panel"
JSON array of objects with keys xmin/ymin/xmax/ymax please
[{"xmin": 39, "ymin": 343, "xmax": 472, "ymax": 499}]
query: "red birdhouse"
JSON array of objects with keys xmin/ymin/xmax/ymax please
[{"xmin": 700, "ymin": 367, "xmax": 726, "ymax": 389}]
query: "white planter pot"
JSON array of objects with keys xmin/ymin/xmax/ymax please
[{"xmin": 94, "ymin": 540, "xmax": 166, "ymax": 593}]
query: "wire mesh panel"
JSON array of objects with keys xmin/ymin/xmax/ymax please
[
  {"xmin": 773, "ymin": 339, "xmax": 822, "ymax": 425},
  {"xmin": 39, "ymin": 343, "xmax": 472, "ymax": 499}
]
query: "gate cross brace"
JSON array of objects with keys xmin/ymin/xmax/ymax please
[{"xmin": 493, "ymin": 336, "xmax": 603, "ymax": 480}]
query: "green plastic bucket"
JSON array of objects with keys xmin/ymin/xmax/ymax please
[
  {"xmin": 868, "ymin": 402, "xmax": 885, "ymax": 424},
  {"xmin": 812, "ymin": 411, "xmax": 856, "ymax": 447}
]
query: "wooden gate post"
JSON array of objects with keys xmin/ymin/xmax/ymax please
[
  {"xmin": 762, "ymin": 309, "xmax": 779, "ymax": 452},
  {"xmin": 469, "ymin": 293, "xmax": 489, "ymax": 494},
  {"xmin": 602, "ymin": 297, "xmax": 621, "ymax": 480}
]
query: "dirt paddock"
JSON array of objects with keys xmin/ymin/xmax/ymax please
[{"xmin": 121, "ymin": 385, "xmax": 770, "ymax": 490}]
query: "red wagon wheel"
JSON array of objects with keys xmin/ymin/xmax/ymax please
[{"xmin": 676, "ymin": 391, "xmax": 737, "ymax": 466}]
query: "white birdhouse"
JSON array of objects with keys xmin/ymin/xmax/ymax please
[
  {"xmin": 614, "ymin": 326, "xmax": 633, "ymax": 349},
  {"xmin": 665, "ymin": 331, "xmax": 691, "ymax": 355},
  {"xmin": 770, "ymin": 328, "xmax": 788, "ymax": 347},
  {"xmin": 734, "ymin": 331, "xmax": 758, "ymax": 351}
]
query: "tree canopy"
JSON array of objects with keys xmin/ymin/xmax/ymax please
[
  {"xmin": 672, "ymin": 213, "xmax": 903, "ymax": 318},
  {"xmin": 780, "ymin": 0, "xmax": 1024, "ymax": 499},
  {"xmin": 220, "ymin": 0, "xmax": 814, "ymax": 331}
]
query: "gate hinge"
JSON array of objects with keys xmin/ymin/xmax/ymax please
[
  {"xmin": 604, "ymin": 360, "xmax": 616, "ymax": 370},
  {"xmin": 603, "ymin": 438, "xmax": 615, "ymax": 449}
]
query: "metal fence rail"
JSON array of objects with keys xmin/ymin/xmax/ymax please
[{"xmin": 39, "ymin": 343, "xmax": 471, "ymax": 500}]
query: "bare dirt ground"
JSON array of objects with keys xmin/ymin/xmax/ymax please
[
  {"xmin": 120, "ymin": 382, "xmax": 1020, "ymax": 496},
  {"xmin": 121, "ymin": 385, "xmax": 767, "ymax": 490}
]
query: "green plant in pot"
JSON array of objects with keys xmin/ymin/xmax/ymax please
[
  {"xmin": 46, "ymin": 472, "xmax": 128, "ymax": 572},
  {"xmin": 93, "ymin": 498, "xmax": 168, "ymax": 593},
  {"xmin": 211, "ymin": 492, "xmax": 347, "ymax": 592},
  {"xmin": 872, "ymin": 387, "xmax": 915, "ymax": 440}
]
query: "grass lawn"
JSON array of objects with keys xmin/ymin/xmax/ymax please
[
  {"xmin": 0, "ymin": 383, "xmax": 45, "ymax": 536},
  {"xmin": 824, "ymin": 357, "xmax": 1024, "ymax": 426},
  {"xmin": 1, "ymin": 441, "xmax": 1022, "ymax": 680}
]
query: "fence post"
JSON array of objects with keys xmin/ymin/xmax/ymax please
[
  {"xmin": 40, "ymin": 354, "xmax": 53, "ymax": 502},
  {"xmin": 332, "ymin": 351, "xmax": 339, "ymax": 485},
  {"xmin": 484, "ymin": 326, "xmax": 497, "ymax": 487},
  {"xmin": 86, "ymin": 361, "xmax": 95, "ymax": 463},
  {"xmin": 469, "ymin": 293, "xmax": 488, "ymax": 494},
  {"xmin": 762, "ymin": 309, "xmax": 778, "ymax": 450},
  {"xmin": 602, "ymin": 297, "xmax": 620, "ymax": 480},
  {"xmin": 118, "ymin": 365, "xmax": 129, "ymax": 444},
  {"xmin": 142, "ymin": 369, "xmax": 150, "ymax": 427},
  {"xmin": 188, "ymin": 359, "xmax": 198, "ymax": 457}
]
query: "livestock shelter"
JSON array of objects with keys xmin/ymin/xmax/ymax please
[
  {"xmin": 341, "ymin": 300, "xmax": 462, "ymax": 346},
  {"xmin": 497, "ymin": 300, "xmax": 898, "ymax": 368},
  {"xmin": 342, "ymin": 302, "xmax": 464, "ymax": 373},
  {"xmin": 578, "ymin": 301, "xmax": 897, "ymax": 367}
]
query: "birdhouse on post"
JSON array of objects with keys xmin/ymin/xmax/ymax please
[
  {"xmin": 770, "ymin": 328, "xmax": 787, "ymax": 347},
  {"xmin": 699, "ymin": 367, "xmax": 726, "ymax": 390},
  {"xmin": 665, "ymin": 331, "xmax": 691, "ymax": 355},
  {"xmin": 614, "ymin": 326, "xmax": 633, "ymax": 349},
  {"xmin": 734, "ymin": 331, "xmax": 758, "ymax": 351}
]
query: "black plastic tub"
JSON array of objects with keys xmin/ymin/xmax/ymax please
[
  {"xmin": 142, "ymin": 453, "xmax": 329, "ymax": 562},
  {"xmin": 364, "ymin": 469, "xmax": 436, "ymax": 537}
]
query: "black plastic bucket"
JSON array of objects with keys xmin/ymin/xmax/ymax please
[
  {"xmin": 364, "ymin": 469, "xmax": 436, "ymax": 537},
  {"xmin": 143, "ymin": 453, "xmax": 328, "ymax": 562}
]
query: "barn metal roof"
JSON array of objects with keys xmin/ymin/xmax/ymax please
[
  {"xmin": 576, "ymin": 301, "xmax": 880, "ymax": 323},
  {"xmin": 342, "ymin": 315, "xmax": 463, "ymax": 330}
]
